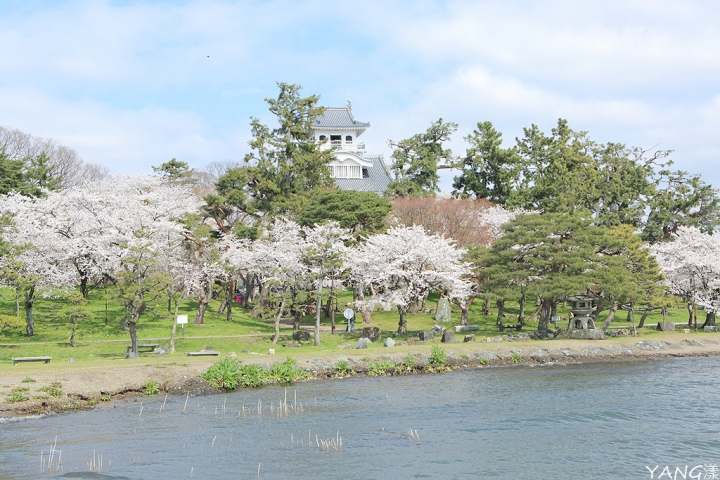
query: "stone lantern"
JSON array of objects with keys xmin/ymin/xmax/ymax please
[{"xmin": 564, "ymin": 294, "xmax": 599, "ymax": 330}]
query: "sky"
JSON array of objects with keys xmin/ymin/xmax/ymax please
[{"xmin": 1, "ymin": 0, "xmax": 719, "ymax": 192}]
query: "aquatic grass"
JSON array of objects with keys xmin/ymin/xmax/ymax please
[
  {"xmin": 21, "ymin": 377, "xmax": 36, "ymax": 383},
  {"xmin": 511, "ymin": 354, "xmax": 523, "ymax": 364},
  {"xmin": 6, "ymin": 392, "xmax": 28, "ymax": 403},
  {"xmin": 200, "ymin": 357, "xmax": 243, "ymax": 390},
  {"xmin": 143, "ymin": 380, "xmax": 160, "ymax": 396}
]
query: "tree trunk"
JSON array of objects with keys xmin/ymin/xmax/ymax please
[
  {"xmin": 127, "ymin": 302, "xmax": 146, "ymax": 356},
  {"xmin": 518, "ymin": 290, "xmax": 527, "ymax": 326},
  {"xmin": 24, "ymin": 287, "xmax": 35, "ymax": 337},
  {"xmin": 495, "ymin": 298, "xmax": 505, "ymax": 326},
  {"xmin": 538, "ymin": 298, "xmax": 553, "ymax": 331},
  {"xmin": 601, "ymin": 303, "xmax": 619, "ymax": 330},
  {"xmin": 687, "ymin": 302, "xmax": 694, "ymax": 327},
  {"xmin": 293, "ymin": 309, "xmax": 303, "ymax": 330},
  {"xmin": 357, "ymin": 286, "xmax": 372, "ymax": 323},
  {"xmin": 397, "ymin": 305, "xmax": 408, "ymax": 335},
  {"xmin": 170, "ymin": 299, "xmax": 178, "ymax": 354},
  {"xmin": 314, "ymin": 279, "xmax": 322, "ymax": 346},
  {"xmin": 482, "ymin": 297, "xmax": 490, "ymax": 316},
  {"xmin": 194, "ymin": 297, "xmax": 208, "ymax": 325},
  {"xmin": 225, "ymin": 279, "xmax": 233, "ymax": 322},
  {"xmin": 460, "ymin": 295, "xmax": 475, "ymax": 326},
  {"xmin": 128, "ymin": 321, "xmax": 138, "ymax": 357},
  {"xmin": 273, "ymin": 297, "xmax": 286, "ymax": 345},
  {"xmin": 69, "ymin": 316, "xmax": 77, "ymax": 347},
  {"xmin": 251, "ymin": 285, "xmax": 270, "ymax": 318},
  {"xmin": 80, "ymin": 276, "xmax": 91, "ymax": 300},
  {"xmin": 637, "ymin": 309, "xmax": 649, "ymax": 328},
  {"xmin": 701, "ymin": 311, "xmax": 716, "ymax": 328},
  {"xmin": 218, "ymin": 299, "xmax": 227, "ymax": 314}
]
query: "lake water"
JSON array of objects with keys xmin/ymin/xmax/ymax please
[{"xmin": 1, "ymin": 357, "xmax": 719, "ymax": 480}]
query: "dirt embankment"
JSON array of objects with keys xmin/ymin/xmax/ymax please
[{"xmin": 1, "ymin": 335, "xmax": 719, "ymax": 419}]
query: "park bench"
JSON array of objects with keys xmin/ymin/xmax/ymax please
[
  {"xmin": 126, "ymin": 343, "xmax": 160, "ymax": 353},
  {"xmin": 498, "ymin": 324, "xmax": 523, "ymax": 332},
  {"xmin": 186, "ymin": 351, "xmax": 219, "ymax": 356},
  {"xmin": 12, "ymin": 356, "xmax": 52, "ymax": 365}
]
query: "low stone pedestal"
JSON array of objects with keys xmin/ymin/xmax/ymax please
[
  {"xmin": 441, "ymin": 331, "xmax": 457, "ymax": 343},
  {"xmin": 704, "ymin": 325, "xmax": 720, "ymax": 332},
  {"xmin": 454, "ymin": 325, "xmax": 479, "ymax": 332},
  {"xmin": 559, "ymin": 329, "xmax": 604, "ymax": 340}
]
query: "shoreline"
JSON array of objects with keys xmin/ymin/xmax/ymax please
[{"xmin": 2, "ymin": 335, "xmax": 719, "ymax": 420}]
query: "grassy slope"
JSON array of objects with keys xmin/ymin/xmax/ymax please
[{"xmin": 0, "ymin": 286, "xmax": 697, "ymax": 371}]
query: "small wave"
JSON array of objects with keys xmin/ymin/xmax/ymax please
[{"xmin": 0, "ymin": 413, "xmax": 49, "ymax": 424}]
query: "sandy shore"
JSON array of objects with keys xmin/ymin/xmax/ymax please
[{"xmin": 2, "ymin": 334, "xmax": 719, "ymax": 419}]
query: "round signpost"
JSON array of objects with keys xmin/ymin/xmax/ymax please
[{"xmin": 343, "ymin": 309, "xmax": 354, "ymax": 320}]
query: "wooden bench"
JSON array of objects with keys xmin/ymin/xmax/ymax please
[
  {"xmin": 126, "ymin": 344, "xmax": 160, "ymax": 353},
  {"xmin": 498, "ymin": 324, "xmax": 523, "ymax": 332},
  {"xmin": 12, "ymin": 356, "xmax": 52, "ymax": 365},
  {"xmin": 186, "ymin": 351, "xmax": 219, "ymax": 356}
]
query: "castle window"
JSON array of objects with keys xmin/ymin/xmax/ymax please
[{"xmin": 319, "ymin": 135, "xmax": 326, "ymax": 141}]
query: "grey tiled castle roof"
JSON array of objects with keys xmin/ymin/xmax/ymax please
[
  {"xmin": 314, "ymin": 106, "xmax": 370, "ymax": 129},
  {"xmin": 334, "ymin": 155, "xmax": 392, "ymax": 195}
]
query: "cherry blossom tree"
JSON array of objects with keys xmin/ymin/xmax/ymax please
[
  {"xmin": 651, "ymin": 226, "xmax": 720, "ymax": 327},
  {"xmin": 348, "ymin": 225, "xmax": 473, "ymax": 335}
]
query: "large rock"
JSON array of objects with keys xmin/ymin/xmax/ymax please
[
  {"xmin": 362, "ymin": 327, "xmax": 381, "ymax": 342},
  {"xmin": 704, "ymin": 325, "xmax": 720, "ymax": 332},
  {"xmin": 355, "ymin": 338, "xmax": 372, "ymax": 349},
  {"xmin": 435, "ymin": 298, "xmax": 452, "ymax": 323},
  {"xmin": 656, "ymin": 321, "xmax": 676, "ymax": 332},
  {"xmin": 293, "ymin": 330, "xmax": 311, "ymax": 341},
  {"xmin": 430, "ymin": 325, "xmax": 446, "ymax": 336},
  {"xmin": 454, "ymin": 325, "xmax": 479, "ymax": 332},
  {"xmin": 384, "ymin": 337, "xmax": 396, "ymax": 347},
  {"xmin": 441, "ymin": 331, "xmax": 457, "ymax": 343},
  {"xmin": 463, "ymin": 334, "xmax": 476, "ymax": 342},
  {"xmin": 419, "ymin": 331, "xmax": 434, "ymax": 341}
]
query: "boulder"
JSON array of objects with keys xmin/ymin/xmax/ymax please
[
  {"xmin": 681, "ymin": 328, "xmax": 691, "ymax": 334},
  {"xmin": 430, "ymin": 325, "xmax": 446, "ymax": 336},
  {"xmin": 362, "ymin": 327, "xmax": 382, "ymax": 342},
  {"xmin": 435, "ymin": 298, "xmax": 452, "ymax": 323},
  {"xmin": 293, "ymin": 330, "xmax": 311, "ymax": 341},
  {"xmin": 656, "ymin": 321, "xmax": 676, "ymax": 332},
  {"xmin": 384, "ymin": 338, "xmax": 395, "ymax": 347},
  {"xmin": 267, "ymin": 348, "xmax": 275, "ymax": 355},
  {"xmin": 355, "ymin": 338, "xmax": 372, "ymax": 349},
  {"xmin": 441, "ymin": 331, "xmax": 457, "ymax": 343},
  {"xmin": 125, "ymin": 352, "xmax": 138, "ymax": 359},
  {"xmin": 704, "ymin": 326, "xmax": 720, "ymax": 332},
  {"xmin": 463, "ymin": 334, "xmax": 476, "ymax": 342},
  {"xmin": 418, "ymin": 331, "xmax": 434, "ymax": 341}
]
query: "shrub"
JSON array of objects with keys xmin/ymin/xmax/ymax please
[
  {"xmin": 368, "ymin": 360, "xmax": 395, "ymax": 376},
  {"xmin": 200, "ymin": 357, "xmax": 243, "ymax": 390},
  {"xmin": 404, "ymin": 353, "xmax": 416, "ymax": 369},
  {"xmin": 479, "ymin": 358, "xmax": 490, "ymax": 366},
  {"xmin": 267, "ymin": 357, "xmax": 310, "ymax": 383},
  {"xmin": 511, "ymin": 354, "xmax": 523, "ymax": 364},
  {"xmin": 143, "ymin": 380, "xmax": 160, "ymax": 396},
  {"xmin": 333, "ymin": 360, "xmax": 352, "ymax": 376},
  {"xmin": 430, "ymin": 345, "xmax": 446, "ymax": 366},
  {"xmin": 238, "ymin": 364, "xmax": 268, "ymax": 388}
]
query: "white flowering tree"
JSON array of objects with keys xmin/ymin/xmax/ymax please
[
  {"xmin": 348, "ymin": 225, "xmax": 473, "ymax": 335},
  {"xmin": 651, "ymin": 226, "xmax": 720, "ymax": 327},
  {"xmin": 0, "ymin": 192, "xmax": 78, "ymax": 336},
  {"xmin": 301, "ymin": 222, "xmax": 348, "ymax": 345}
]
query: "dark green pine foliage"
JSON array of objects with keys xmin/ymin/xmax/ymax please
[
  {"xmin": 452, "ymin": 121, "xmax": 522, "ymax": 204},
  {"xmin": 296, "ymin": 190, "xmax": 391, "ymax": 240},
  {"xmin": 211, "ymin": 82, "xmax": 335, "ymax": 236},
  {"xmin": 477, "ymin": 212, "xmax": 631, "ymax": 330},
  {"xmin": 386, "ymin": 119, "xmax": 457, "ymax": 198}
]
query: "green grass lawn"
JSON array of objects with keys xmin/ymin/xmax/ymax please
[{"xmin": 0, "ymin": 285, "xmax": 705, "ymax": 370}]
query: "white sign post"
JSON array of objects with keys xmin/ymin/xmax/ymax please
[
  {"xmin": 177, "ymin": 314, "xmax": 188, "ymax": 339},
  {"xmin": 343, "ymin": 309, "xmax": 355, "ymax": 332}
]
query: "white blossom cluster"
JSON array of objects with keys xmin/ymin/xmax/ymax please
[{"xmin": 651, "ymin": 226, "xmax": 720, "ymax": 314}]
